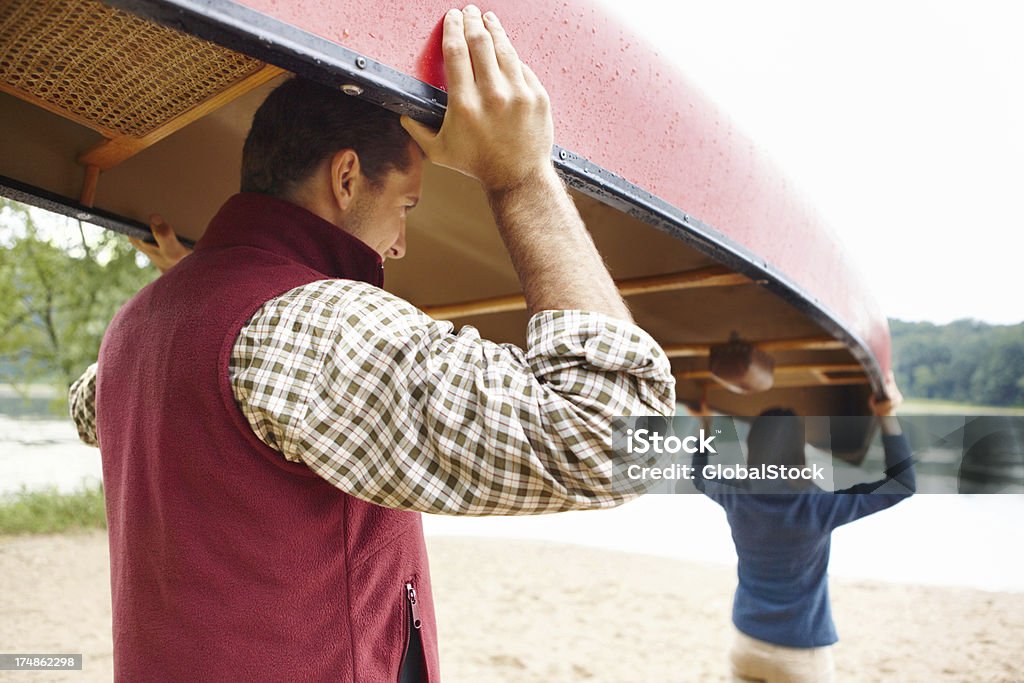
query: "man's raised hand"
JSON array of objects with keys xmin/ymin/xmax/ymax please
[
  {"xmin": 870, "ymin": 371, "xmax": 903, "ymax": 417},
  {"xmin": 129, "ymin": 214, "xmax": 192, "ymax": 274},
  {"xmin": 401, "ymin": 6, "xmax": 554, "ymax": 192}
]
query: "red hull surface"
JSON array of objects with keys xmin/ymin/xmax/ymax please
[{"xmin": 233, "ymin": 0, "xmax": 890, "ymax": 380}]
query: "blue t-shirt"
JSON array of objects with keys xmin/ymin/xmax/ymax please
[{"xmin": 696, "ymin": 434, "xmax": 914, "ymax": 648}]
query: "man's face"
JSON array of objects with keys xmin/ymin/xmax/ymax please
[{"xmin": 344, "ymin": 143, "xmax": 424, "ymax": 261}]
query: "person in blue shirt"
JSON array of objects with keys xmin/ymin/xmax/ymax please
[{"xmin": 693, "ymin": 377, "xmax": 914, "ymax": 683}]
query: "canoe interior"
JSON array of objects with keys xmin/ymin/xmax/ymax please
[{"xmin": 0, "ymin": 0, "xmax": 876, "ymax": 423}]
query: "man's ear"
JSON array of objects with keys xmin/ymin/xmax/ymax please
[{"xmin": 329, "ymin": 149, "xmax": 361, "ymax": 211}]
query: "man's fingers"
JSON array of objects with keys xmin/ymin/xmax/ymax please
[
  {"xmin": 149, "ymin": 214, "xmax": 175, "ymax": 247},
  {"xmin": 461, "ymin": 5, "xmax": 501, "ymax": 87},
  {"xmin": 129, "ymin": 237, "xmax": 159, "ymax": 259},
  {"xmin": 483, "ymin": 11, "xmax": 522, "ymax": 82},
  {"xmin": 882, "ymin": 371, "xmax": 903, "ymax": 406},
  {"xmin": 869, "ymin": 394, "xmax": 889, "ymax": 416},
  {"xmin": 400, "ymin": 116, "xmax": 439, "ymax": 156},
  {"xmin": 130, "ymin": 234, "xmax": 151, "ymax": 251},
  {"xmin": 441, "ymin": 9, "xmax": 472, "ymax": 92},
  {"xmin": 889, "ymin": 386, "xmax": 904, "ymax": 408},
  {"xmin": 520, "ymin": 62, "xmax": 549, "ymax": 101},
  {"xmin": 420, "ymin": 7, "xmax": 554, "ymax": 187}
]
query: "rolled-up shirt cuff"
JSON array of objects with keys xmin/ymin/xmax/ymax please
[
  {"xmin": 526, "ymin": 310, "xmax": 671, "ymax": 376},
  {"xmin": 524, "ymin": 310, "xmax": 675, "ymax": 416}
]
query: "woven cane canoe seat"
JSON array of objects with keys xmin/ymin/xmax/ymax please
[{"xmin": 0, "ymin": 0, "xmax": 265, "ymax": 138}]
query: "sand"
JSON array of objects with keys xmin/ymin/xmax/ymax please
[{"xmin": 1, "ymin": 532, "xmax": 1022, "ymax": 682}]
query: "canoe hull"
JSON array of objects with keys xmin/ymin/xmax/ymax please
[{"xmin": 0, "ymin": 0, "xmax": 891, "ymax": 419}]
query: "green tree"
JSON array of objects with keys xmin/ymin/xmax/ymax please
[
  {"xmin": 0, "ymin": 199, "xmax": 155, "ymax": 412},
  {"xmin": 970, "ymin": 336, "xmax": 1024, "ymax": 406},
  {"xmin": 911, "ymin": 365, "xmax": 937, "ymax": 398},
  {"xmin": 891, "ymin": 317, "xmax": 1024, "ymax": 407}
]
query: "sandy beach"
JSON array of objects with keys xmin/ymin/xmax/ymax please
[{"xmin": 1, "ymin": 532, "xmax": 1022, "ymax": 682}]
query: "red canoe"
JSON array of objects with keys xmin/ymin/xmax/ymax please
[{"xmin": 0, "ymin": 0, "xmax": 891, "ymax": 419}]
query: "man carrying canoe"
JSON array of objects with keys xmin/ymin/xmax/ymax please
[{"xmin": 69, "ymin": 5, "xmax": 674, "ymax": 680}]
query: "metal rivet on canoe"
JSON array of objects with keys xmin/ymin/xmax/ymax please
[
  {"xmin": 355, "ymin": 57, "xmax": 367, "ymax": 69},
  {"xmin": 340, "ymin": 84, "xmax": 364, "ymax": 96}
]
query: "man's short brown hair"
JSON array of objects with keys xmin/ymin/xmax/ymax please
[{"xmin": 241, "ymin": 77, "xmax": 412, "ymax": 198}]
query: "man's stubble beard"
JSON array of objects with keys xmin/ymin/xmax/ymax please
[{"xmin": 341, "ymin": 186, "xmax": 382, "ymax": 252}]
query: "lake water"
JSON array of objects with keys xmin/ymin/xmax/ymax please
[
  {"xmin": 2, "ymin": 410, "xmax": 1022, "ymax": 593},
  {"xmin": 0, "ymin": 414, "xmax": 104, "ymax": 494}
]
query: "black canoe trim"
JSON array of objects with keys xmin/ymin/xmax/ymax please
[
  {"xmin": 0, "ymin": 174, "xmax": 196, "ymax": 248},
  {"xmin": 10, "ymin": 0, "xmax": 886, "ymax": 394}
]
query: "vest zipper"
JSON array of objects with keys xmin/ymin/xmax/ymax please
[
  {"xmin": 406, "ymin": 582, "xmax": 422, "ymax": 630},
  {"xmin": 398, "ymin": 581, "xmax": 426, "ymax": 683}
]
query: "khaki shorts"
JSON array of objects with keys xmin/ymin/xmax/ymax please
[{"xmin": 729, "ymin": 627, "xmax": 835, "ymax": 683}]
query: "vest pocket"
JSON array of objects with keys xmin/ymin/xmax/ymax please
[{"xmin": 398, "ymin": 580, "xmax": 427, "ymax": 683}]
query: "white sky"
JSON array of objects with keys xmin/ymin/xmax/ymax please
[{"xmin": 593, "ymin": 0, "xmax": 1024, "ymax": 325}]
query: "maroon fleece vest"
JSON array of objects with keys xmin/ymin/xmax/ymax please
[{"xmin": 96, "ymin": 193, "xmax": 438, "ymax": 682}]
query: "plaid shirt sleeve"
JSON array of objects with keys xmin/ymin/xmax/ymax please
[
  {"xmin": 69, "ymin": 362, "xmax": 100, "ymax": 447},
  {"xmin": 232, "ymin": 279, "xmax": 676, "ymax": 515}
]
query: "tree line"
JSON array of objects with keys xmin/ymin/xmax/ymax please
[
  {"xmin": 0, "ymin": 199, "xmax": 155, "ymax": 411},
  {"xmin": 890, "ymin": 318, "xmax": 1024, "ymax": 407}
]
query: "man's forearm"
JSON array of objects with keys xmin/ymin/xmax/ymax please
[
  {"xmin": 878, "ymin": 415, "xmax": 902, "ymax": 436},
  {"xmin": 402, "ymin": 8, "xmax": 632, "ymax": 323},
  {"xmin": 486, "ymin": 166, "xmax": 632, "ymax": 322}
]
